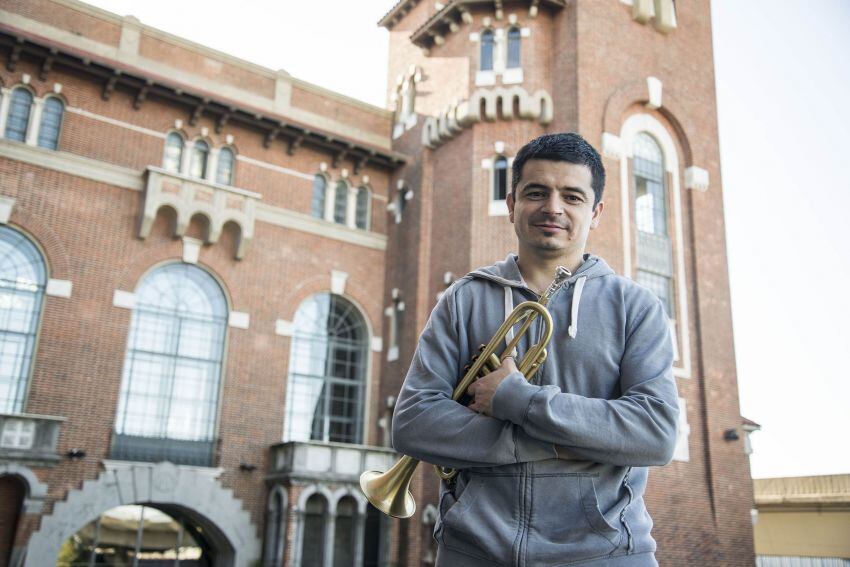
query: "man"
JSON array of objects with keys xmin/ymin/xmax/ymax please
[{"xmin": 391, "ymin": 132, "xmax": 679, "ymax": 566}]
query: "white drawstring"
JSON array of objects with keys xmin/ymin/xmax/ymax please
[
  {"xmin": 504, "ymin": 286, "xmax": 517, "ymax": 356},
  {"xmin": 568, "ymin": 276, "xmax": 587, "ymax": 339}
]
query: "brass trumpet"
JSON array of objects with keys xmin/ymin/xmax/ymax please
[{"xmin": 360, "ymin": 266, "xmax": 571, "ymax": 519}]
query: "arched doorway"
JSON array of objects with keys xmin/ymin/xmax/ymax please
[
  {"xmin": 0, "ymin": 475, "xmax": 26, "ymax": 566},
  {"xmin": 56, "ymin": 504, "xmax": 215, "ymax": 566}
]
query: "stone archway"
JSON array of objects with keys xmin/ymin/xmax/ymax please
[{"xmin": 24, "ymin": 462, "xmax": 260, "ymax": 567}]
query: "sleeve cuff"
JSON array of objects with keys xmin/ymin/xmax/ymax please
[
  {"xmin": 491, "ymin": 371, "xmax": 540, "ymax": 425},
  {"xmin": 515, "ymin": 427, "xmax": 558, "ymax": 462}
]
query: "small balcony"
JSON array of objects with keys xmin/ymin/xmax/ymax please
[
  {"xmin": 0, "ymin": 413, "xmax": 65, "ymax": 465},
  {"xmin": 269, "ymin": 440, "xmax": 397, "ymax": 483},
  {"xmin": 110, "ymin": 433, "xmax": 217, "ymax": 468}
]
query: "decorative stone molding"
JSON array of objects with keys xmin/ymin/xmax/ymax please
[
  {"xmin": 0, "ymin": 196, "xmax": 15, "ymax": 224},
  {"xmin": 182, "ymin": 236, "xmax": 202, "ymax": 264},
  {"xmin": 684, "ymin": 166, "xmax": 710, "ymax": 192},
  {"xmin": 275, "ymin": 319, "xmax": 294, "ymax": 337},
  {"xmin": 422, "ymin": 87, "xmax": 553, "ymax": 149},
  {"xmin": 45, "ymin": 279, "xmax": 73, "ymax": 298},
  {"xmin": 140, "ymin": 167, "xmax": 260, "ymax": 260},
  {"xmin": 112, "ymin": 290, "xmax": 136, "ymax": 309},
  {"xmin": 370, "ymin": 337, "xmax": 383, "ymax": 352},
  {"xmin": 601, "ymin": 132, "xmax": 624, "ymax": 160},
  {"xmin": 0, "ymin": 413, "xmax": 65, "ymax": 466},
  {"xmin": 24, "ymin": 461, "xmax": 260, "ymax": 567},
  {"xmin": 646, "ymin": 76, "xmax": 663, "ymax": 110},
  {"xmin": 628, "ymin": 0, "xmax": 677, "ymax": 33},
  {"xmin": 228, "ymin": 311, "xmax": 250, "ymax": 330},
  {"xmin": 331, "ymin": 270, "xmax": 349, "ymax": 295},
  {"xmin": 0, "ymin": 462, "xmax": 48, "ymax": 513}
]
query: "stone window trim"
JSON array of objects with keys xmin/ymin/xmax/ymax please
[
  {"xmin": 471, "ymin": 23, "xmax": 530, "ymax": 86},
  {"xmin": 187, "ymin": 136, "xmax": 213, "ymax": 181},
  {"xmin": 311, "ymin": 170, "xmax": 374, "ymax": 231},
  {"xmin": 36, "ymin": 94, "xmax": 65, "ymax": 151},
  {"xmin": 162, "ymin": 129, "xmax": 186, "ymax": 173},
  {"xmin": 354, "ymin": 184, "xmax": 373, "ymax": 231},
  {"xmin": 392, "ymin": 66, "xmax": 421, "ymax": 139},
  {"xmin": 0, "ymin": 84, "xmax": 67, "ymax": 150},
  {"xmin": 214, "ymin": 145, "xmax": 237, "ymax": 186},
  {"xmin": 265, "ymin": 485, "xmax": 289, "ymax": 567},
  {"xmin": 482, "ymin": 153, "xmax": 514, "ymax": 216},
  {"xmin": 617, "ymin": 113, "xmax": 692, "ymax": 379}
]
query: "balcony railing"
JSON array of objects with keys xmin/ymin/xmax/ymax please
[
  {"xmin": 110, "ymin": 433, "xmax": 217, "ymax": 467},
  {"xmin": 0, "ymin": 413, "xmax": 65, "ymax": 464},
  {"xmin": 269, "ymin": 440, "xmax": 397, "ymax": 483}
]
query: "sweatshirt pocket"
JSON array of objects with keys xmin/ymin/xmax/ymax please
[
  {"xmin": 529, "ymin": 473, "xmax": 620, "ymax": 565},
  {"xmin": 438, "ymin": 473, "xmax": 519, "ymax": 564}
]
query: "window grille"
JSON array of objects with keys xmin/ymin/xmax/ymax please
[
  {"xmin": 355, "ymin": 187, "xmax": 370, "ymax": 230},
  {"xmin": 0, "ymin": 226, "xmax": 46, "ymax": 414},
  {"xmin": 113, "ymin": 263, "xmax": 227, "ymax": 466},
  {"xmin": 37, "ymin": 97, "xmax": 64, "ymax": 150},
  {"xmin": 311, "ymin": 175, "xmax": 327, "ymax": 219},
  {"xmin": 4, "ymin": 88, "xmax": 33, "ymax": 142},
  {"xmin": 333, "ymin": 181, "xmax": 349, "ymax": 225},
  {"xmin": 162, "ymin": 132, "xmax": 184, "ymax": 173},
  {"xmin": 190, "ymin": 140, "xmax": 210, "ymax": 179},
  {"xmin": 507, "ymin": 27, "xmax": 522, "ymax": 69},
  {"xmin": 284, "ymin": 293, "xmax": 367, "ymax": 444},
  {"xmin": 216, "ymin": 147, "xmax": 235, "ymax": 185},
  {"xmin": 480, "ymin": 29, "xmax": 495, "ymax": 71}
]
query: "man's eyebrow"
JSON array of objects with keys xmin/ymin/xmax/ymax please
[{"xmin": 520, "ymin": 183, "xmax": 550, "ymax": 192}]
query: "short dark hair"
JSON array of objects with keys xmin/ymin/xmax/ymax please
[{"xmin": 511, "ymin": 132, "xmax": 605, "ymax": 207}]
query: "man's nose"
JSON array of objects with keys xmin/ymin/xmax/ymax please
[{"xmin": 541, "ymin": 193, "xmax": 564, "ymax": 215}]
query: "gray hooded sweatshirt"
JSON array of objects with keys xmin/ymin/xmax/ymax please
[{"xmin": 391, "ymin": 253, "xmax": 679, "ymax": 567}]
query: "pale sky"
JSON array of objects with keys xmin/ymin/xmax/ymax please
[{"xmin": 82, "ymin": 0, "xmax": 850, "ymax": 479}]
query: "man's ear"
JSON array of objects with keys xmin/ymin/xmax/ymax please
[
  {"xmin": 590, "ymin": 201, "xmax": 604, "ymax": 229},
  {"xmin": 507, "ymin": 191, "xmax": 515, "ymax": 223}
]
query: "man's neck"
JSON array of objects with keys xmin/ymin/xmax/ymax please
[{"xmin": 516, "ymin": 247, "xmax": 585, "ymax": 295}]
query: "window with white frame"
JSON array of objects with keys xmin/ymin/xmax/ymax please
[
  {"xmin": 480, "ymin": 29, "xmax": 495, "ymax": 71},
  {"xmin": 284, "ymin": 293, "xmax": 368, "ymax": 444},
  {"xmin": 355, "ymin": 186, "xmax": 371, "ymax": 230},
  {"xmin": 162, "ymin": 132, "xmax": 184, "ymax": 173},
  {"xmin": 37, "ymin": 96, "xmax": 64, "ymax": 150},
  {"xmin": 311, "ymin": 174, "xmax": 328, "ymax": 219},
  {"xmin": 333, "ymin": 180, "xmax": 349, "ymax": 225},
  {"xmin": 493, "ymin": 155, "xmax": 509, "ymax": 201},
  {"xmin": 189, "ymin": 139, "xmax": 210, "ymax": 179},
  {"xmin": 0, "ymin": 226, "xmax": 46, "ymax": 414},
  {"xmin": 633, "ymin": 132, "xmax": 674, "ymax": 316},
  {"xmin": 507, "ymin": 26, "xmax": 521, "ymax": 69},
  {"xmin": 113, "ymin": 263, "xmax": 227, "ymax": 466},
  {"xmin": 4, "ymin": 88, "xmax": 34, "ymax": 143},
  {"xmin": 301, "ymin": 493, "xmax": 328, "ymax": 567},
  {"xmin": 215, "ymin": 146, "xmax": 235, "ymax": 185}
]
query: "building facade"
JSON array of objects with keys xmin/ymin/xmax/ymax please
[{"xmin": 0, "ymin": 0, "xmax": 755, "ymax": 565}]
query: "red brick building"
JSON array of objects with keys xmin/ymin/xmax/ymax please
[{"xmin": 0, "ymin": 0, "xmax": 755, "ymax": 565}]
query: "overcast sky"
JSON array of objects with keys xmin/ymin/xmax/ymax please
[{"xmin": 82, "ymin": 0, "xmax": 850, "ymax": 479}]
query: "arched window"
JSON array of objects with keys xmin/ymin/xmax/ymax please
[
  {"xmin": 507, "ymin": 26, "xmax": 522, "ymax": 69},
  {"xmin": 113, "ymin": 263, "xmax": 227, "ymax": 466},
  {"xmin": 301, "ymin": 494, "xmax": 327, "ymax": 567},
  {"xmin": 492, "ymin": 155, "xmax": 509, "ymax": 201},
  {"xmin": 480, "ymin": 29, "xmax": 494, "ymax": 71},
  {"xmin": 311, "ymin": 174, "xmax": 327, "ymax": 219},
  {"xmin": 333, "ymin": 496, "xmax": 358, "ymax": 567},
  {"xmin": 333, "ymin": 181, "xmax": 349, "ymax": 225},
  {"xmin": 0, "ymin": 227, "xmax": 46, "ymax": 413},
  {"xmin": 37, "ymin": 96, "xmax": 64, "ymax": 150},
  {"xmin": 189, "ymin": 139, "xmax": 210, "ymax": 179},
  {"xmin": 355, "ymin": 187, "xmax": 370, "ymax": 230},
  {"xmin": 266, "ymin": 489, "xmax": 286, "ymax": 566},
  {"xmin": 284, "ymin": 293, "xmax": 368, "ymax": 444},
  {"xmin": 4, "ymin": 88, "xmax": 33, "ymax": 143},
  {"xmin": 162, "ymin": 132, "xmax": 184, "ymax": 173},
  {"xmin": 216, "ymin": 147, "xmax": 235, "ymax": 185},
  {"xmin": 633, "ymin": 132, "xmax": 673, "ymax": 315}
]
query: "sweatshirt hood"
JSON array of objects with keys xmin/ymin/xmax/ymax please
[{"xmin": 468, "ymin": 253, "xmax": 614, "ymax": 289}]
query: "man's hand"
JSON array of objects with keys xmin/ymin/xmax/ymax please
[{"xmin": 467, "ymin": 356, "xmax": 518, "ymax": 416}]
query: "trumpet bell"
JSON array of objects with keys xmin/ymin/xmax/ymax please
[{"xmin": 359, "ymin": 456, "xmax": 417, "ymax": 519}]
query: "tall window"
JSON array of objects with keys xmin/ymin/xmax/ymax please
[
  {"xmin": 284, "ymin": 293, "xmax": 368, "ymax": 444},
  {"xmin": 4, "ymin": 88, "xmax": 33, "ymax": 143},
  {"xmin": 492, "ymin": 155, "xmax": 509, "ymax": 201},
  {"xmin": 36, "ymin": 97, "xmax": 64, "ymax": 150},
  {"xmin": 480, "ymin": 29, "xmax": 494, "ymax": 71},
  {"xmin": 0, "ymin": 227, "xmax": 46, "ymax": 413},
  {"xmin": 333, "ymin": 181, "xmax": 349, "ymax": 225},
  {"xmin": 162, "ymin": 132, "xmax": 184, "ymax": 173},
  {"xmin": 355, "ymin": 187, "xmax": 370, "ymax": 230},
  {"xmin": 633, "ymin": 133, "xmax": 674, "ymax": 315},
  {"xmin": 507, "ymin": 27, "xmax": 522, "ymax": 68},
  {"xmin": 113, "ymin": 263, "xmax": 227, "ymax": 466},
  {"xmin": 215, "ymin": 147, "xmax": 235, "ymax": 185},
  {"xmin": 333, "ymin": 497, "xmax": 357, "ymax": 567},
  {"xmin": 301, "ymin": 494, "xmax": 327, "ymax": 567},
  {"xmin": 311, "ymin": 174, "xmax": 327, "ymax": 219},
  {"xmin": 189, "ymin": 140, "xmax": 210, "ymax": 179},
  {"xmin": 266, "ymin": 490, "xmax": 286, "ymax": 566}
]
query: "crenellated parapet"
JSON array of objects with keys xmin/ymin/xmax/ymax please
[{"xmin": 422, "ymin": 86, "xmax": 552, "ymax": 148}]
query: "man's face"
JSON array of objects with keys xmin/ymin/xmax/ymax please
[{"xmin": 507, "ymin": 159, "xmax": 604, "ymax": 258}]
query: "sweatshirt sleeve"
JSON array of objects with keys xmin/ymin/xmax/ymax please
[
  {"xmin": 391, "ymin": 284, "xmax": 557, "ymax": 469},
  {"xmin": 490, "ymin": 295, "xmax": 679, "ymax": 467}
]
